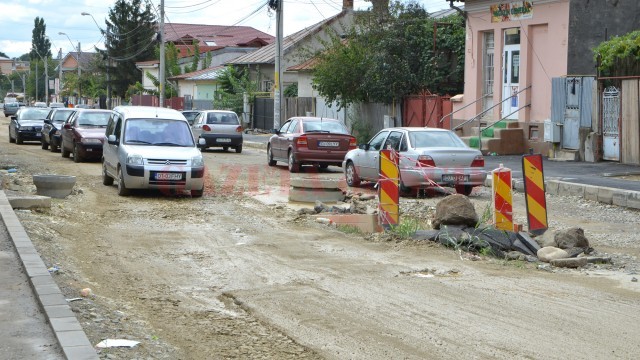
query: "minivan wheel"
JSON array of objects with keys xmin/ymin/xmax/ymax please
[
  {"xmin": 102, "ymin": 162, "xmax": 114, "ymax": 186},
  {"xmin": 191, "ymin": 185, "xmax": 204, "ymax": 198},
  {"xmin": 49, "ymin": 142, "xmax": 57, "ymax": 152},
  {"xmin": 455, "ymin": 184, "xmax": 473, "ymax": 196},
  {"xmin": 117, "ymin": 167, "xmax": 130, "ymax": 196},
  {"xmin": 235, "ymin": 145, "xmax": 242, "ymax": 154},
  {"xmin": 9, "ymin": 131, "xmax": 15, "ymax": 143},
  {"xmin": 288, "ymin": 151, "xmax": 300, "ymax": 173},
  {"xmin": 16, "ymin": 133, "xmax": 23, "ymax": 144}
]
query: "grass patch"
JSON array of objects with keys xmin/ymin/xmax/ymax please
[
  {"xmin": 337, "ymin": 224, "xmax": 363, "ymax": 235},
  {"xmin": 388, "ymin": 217, "xmax": 421, "ymax": 239}
]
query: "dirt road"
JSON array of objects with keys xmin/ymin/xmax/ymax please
[{"xmin": 1, "ymin": 113, "xmax": 639, "ymax": 359}]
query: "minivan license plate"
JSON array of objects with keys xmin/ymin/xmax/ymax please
[
  {"xmin": 318, "ymin": 141, "xmax": 339, "ymax": 147},
  {"xmin": 442, "ymin": 174, "xmax": 468, "ymax": 182},
  {"xmin": 155, "ymin": 172, "xmax": 182, "ymax": 181},
  {"xmin": 217, "ymin": 138, "xmax": 231, "ymax": 143}
]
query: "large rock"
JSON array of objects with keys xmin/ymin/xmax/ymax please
[
  {"xmin": 537, "ymin": 246, "xmax": 570, "ymax": 263},
  {"xmin": 554, "ymin": 227, "xmax": 590, "ymax": 249},
  {"xmin": 432, "ymin": 194, "xmax": 478, "ymax": 230}
]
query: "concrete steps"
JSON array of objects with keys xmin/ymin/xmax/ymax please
[{"xmin": 461, "ymin": 120, "xmax": 526, "ymax": 155}]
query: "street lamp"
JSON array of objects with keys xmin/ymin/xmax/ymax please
[
  {"xmin": 59, "ymin": 32, "xmax": 81, "ymax": 104},
  {"xmin": 82, "ymin": 11, "xmax": 111, "ymax": 109},
  {"xmin": 31, "ymin": 47, "xmax": 49, "ymax": 105}
]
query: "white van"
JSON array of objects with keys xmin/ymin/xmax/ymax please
[{"xmin": 102, "ymin": 106, "xmax": 206, "ymax": 197}]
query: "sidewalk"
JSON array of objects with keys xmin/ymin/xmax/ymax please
[{"xmin": 0, "ymin": 190, "xmax": 98, "ymax": 359}]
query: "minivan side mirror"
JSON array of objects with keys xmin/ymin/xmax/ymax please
[
  {"xmin": 44, "ymin": 119, "xmax": 52, "ymax": 124},
  {"xmin": 272, "ymin": 128, "xmax": 280, "ymax": 135},
  {"xmin": 359, "ymin": 143, "xmax": 370, "ymax": 151},
  {"xmin": 107, "ymin": 134, "xmax": 118, "ymax": 145}
]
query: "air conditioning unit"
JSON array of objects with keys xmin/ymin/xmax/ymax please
[{"xmin": 543, "ymin": 119, "xmax": 561, "ymax": 143}]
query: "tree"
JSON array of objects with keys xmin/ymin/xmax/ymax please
[
  {"xmin": 30, "ymin": 17, "xmax": 52, "ymax": 60},
  {"xmin": 311, "ymin": 1, "xmax": 465, "ymax": 108},
  {"xmin": 26, "ymin": 17, "xmax": 53, "ymax": 102},
  {"xmin": 593, "ymin": 30, "xmax": 640, "ymax": 76},
  {"xmin": 215, "ymin": 65, "xmax": 257, "ymax": 114},
  {"xmin": 0, "ymin": 51, "xmax": 8, "ymax": 58},
  {"xmin": 99, "ymin": 0, "xmax": 157, "ymax": 99}
]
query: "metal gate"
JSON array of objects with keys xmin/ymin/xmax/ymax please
[
  {"xmin": 602, "ymin": 86, "xmax": 620, "ymax": 161},
  {"xmin": 551, "ymin": 77, "xmax": 594, "ymax": 150},
  {"xmin": 563, "ymin": 78, "xmax": 581, "ymax": 149}
]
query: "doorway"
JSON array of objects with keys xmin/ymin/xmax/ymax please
[{"xmin": 502, "ymin": 28, "xmax": 520, "ymax": 120}]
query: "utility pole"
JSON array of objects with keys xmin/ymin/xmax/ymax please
[
  {"xmin": 36, "ymin": 61, "xmax": 39, "ymax": 101},
  {"xmin": 77, "ymin": 42, "xmax": 81, "ymax": 104},
  {"xmin": 58, "ymin": 48, "xmax": 62, "ymax": 102},
  {"xmin": 44, "ymin": 55, "xmax": 49, "ymax": 105},
  {"xmin": 159, "ymin": 0, "xmax": 165, "ymax": 108},
  {"xmin": 273, "ymin": 0, "xmax": 283, "ymax": 129}
]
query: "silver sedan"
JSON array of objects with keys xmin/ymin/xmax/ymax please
[{"xmin": 342, "ymin": 127, "xmax": 487, "ymax": 195}]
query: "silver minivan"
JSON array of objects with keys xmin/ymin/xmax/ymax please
[{"xmin": 102, "ymin": 106, "xmax": 206, "ymax": 197}]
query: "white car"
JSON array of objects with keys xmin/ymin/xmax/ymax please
[
  {"xmin": 343, "ymin": 127, "xmax": 487, "ymax": 196},
  {"xmin": 191, "ymin": 110, "xmax": 243, "ymax": 153},
  {"xmin": 102, "ymin": 106, "xmax": 206, "ymax": 197}
]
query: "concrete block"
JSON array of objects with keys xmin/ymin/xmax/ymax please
[
  {"xmin": 558, "ymin": 181, "xmax": 584, "ymax": 197},
  {"xmin": 596, "ymin": 187, "xmax": 614, "ymax": 204},
  {"xmin": 290, "ymin": 177, "xmax": 344, "ymax": 189},
  {"xmin": 545, "ymin": 180, "xmax": 559, "ymax": 195},
  {"xmin": 583, "ymin": 185, "xmax": 598, "ymax": 202},
  {"xmin": 314, "ymin": 214, "xmax": 382, "ymax": 233},
  {"xmin": 55, "ymin": 330, "xmax": 94, "ymax": 348},
  {"xmin": 50, "ymin": 317, "xmax": 84, "ymax": 332},
  {"xmin": 612, "ymin": 191, "xmax": 628, "ymax": 207},
  {"xmin": 289, "ymin": 188, "xmax": 345, "ymax": 203},
  {"xmin": 6, "ymin": 194, "xmax": 51, "ymax": 209},
  {"xmin": 626, "ymin": 191, "xmax": 640, "ymax": 210},
  {"xmin": 62, "ymin": 345, "xmax": 99, "ymax": 360}
]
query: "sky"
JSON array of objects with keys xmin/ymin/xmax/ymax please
[{"xmin": 0, "ymin": 0, "xmax": 452, "ymax": 59}]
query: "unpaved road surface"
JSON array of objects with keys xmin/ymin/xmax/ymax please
[{"xmin": 2, "ymin": 113, "xmax": 640, "ymax": 359}]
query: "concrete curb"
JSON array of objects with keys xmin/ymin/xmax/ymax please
[
  {"xmin": 0, "ymin": 190, "xmax": 99, "ymax": 360},
  {"xmin": 243, "ymin": 140, "xmax": 266, "ymax": 150},
  {"xmin": 484, "ymin": 176, "xmax": 640, "ymax": 210}
]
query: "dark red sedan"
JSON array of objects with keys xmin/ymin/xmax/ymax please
[
  {"xmin": 60, "ymin": 109, "xmax": 113, "ymax": 162},
  {"xmin": 267, "ymin": 117, "xmax": 356, "ymax": 172}
]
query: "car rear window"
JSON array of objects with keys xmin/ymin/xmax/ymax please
[
  {"xmin": 302, "ymin": 120, "xmax": 349, "ymax": 134},
  {"xmin": 206, "ymin": 112, "xmax": 239, "ymax": 125},
  {"xmin": 409, "ymin": 131, "xmax": 467, "ymax": 148}
]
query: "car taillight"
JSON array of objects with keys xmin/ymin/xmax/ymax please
[
  {"xmin": 417, "ymin": 155, "xmax": 435, "ymax": 168},
  {"xmin": 203, "ymin": 125, "xmax": 211, "ymax": 131},
  {"xmin": 236, "ymin": 126, "xmax": 243, "ymax": 133},
  {"xmin": 471, "ymin": 155, "xmax": 485, "ymax": 167},
  {"xmin": 296, "ymin": 135, "xmax": 308, "ymax": 147},
  {"xmin": 349, "ymin": 137, "xmax": 357, "ymax": 149}
]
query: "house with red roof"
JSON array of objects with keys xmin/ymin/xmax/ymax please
[{"xmin": 136, "ymin": 23, "xmax": 274, "ymax": 95}]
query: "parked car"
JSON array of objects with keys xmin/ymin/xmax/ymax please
[
  {"xmin": 267, "ymin": 116, "xmax": 356, "ymax": 173},
  {"xmin": 60, "ymin": 109, "xmax": 113, "ymax": 162},
  {"xmin": 343, "ymin": 127, "xmax": 486, "ymax": 196},
  {"xmin": 191, "ymin": 110, "xmax": 243, "ymax": 153},
  {"xmin": 8, "ymin": 107, "xmax": 50, "ymax": 144},
  {"xmin": 102, "ymin": 106, "xmax": 206, "ymax": 197},
  {"xmin": 41, "ymin": 108, "xmax": 77, "ymax": 151},
  {"xmin": 3, "ymin": 102, "xmax": 20, "ymax": 117},
  {"xmin": 49, "ymin": 102, "xmax": 65, "ymax": 108},
  {"xmin": 181, "ymin": 110, "xmax": 201, "ymax": 125}
]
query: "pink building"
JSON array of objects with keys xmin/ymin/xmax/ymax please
[{"xmin": 451, "ymin": 0, "xmax": 570, "ymax": 155}]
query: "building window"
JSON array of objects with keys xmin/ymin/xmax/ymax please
[
  {"xmin": 482, "ymin": 31, "xmax": 495, "ymax": 118},
  {"xmin": 262, "ymin": 80, "xmax": 274, "ymax": 92}
]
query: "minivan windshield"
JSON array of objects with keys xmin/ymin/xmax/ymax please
[{"xmin": 124, "ymin": 119, "xmax": 194, "ymax": 147}]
